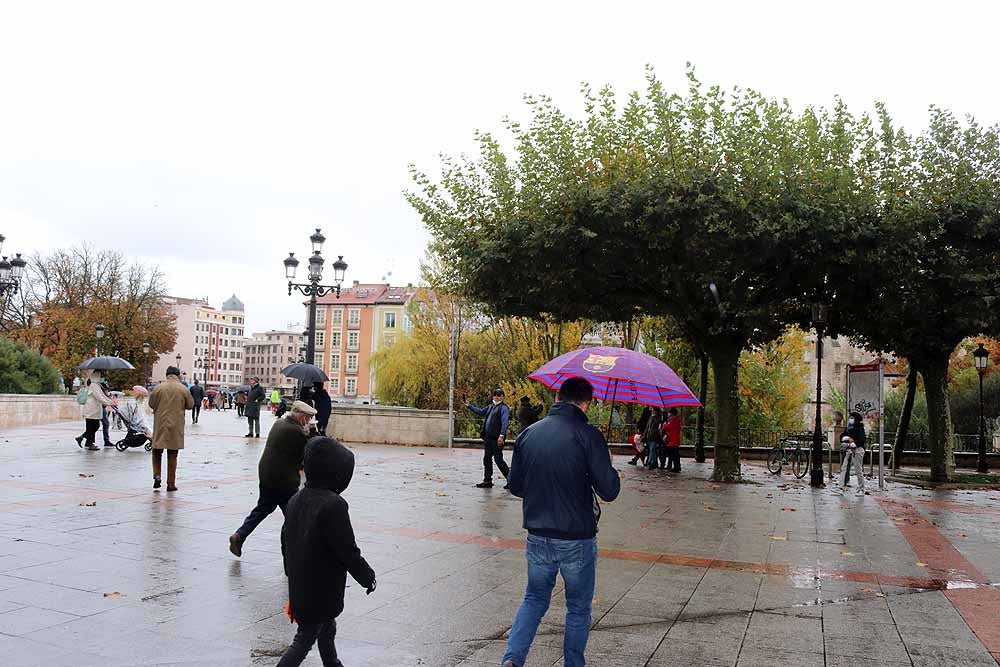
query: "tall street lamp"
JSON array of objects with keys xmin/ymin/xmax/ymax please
[
  {"xmin": 975, "ymin": 343, "xmax": 990, "ymax": 473},
  {"xmin": 810, "ymin": 303, "xmax": 829, "ymax": 487},
  {"xmin": 95, "ymin": 323, "xmax": 105, "ymax": 356},
  {"xmin": 142, "ymin": 342, "xmax": 151, "ymax": 386},
  {"xmin": 175, "ymin": 353, "xmax": 182, "ymax": 376},
  {"xmin": 0, "ymin": 234, "xmax": 26, "ymax": 298},
  {"xmin": 285, "ymin": 228, "xmax": 347, "ymax": 365}
]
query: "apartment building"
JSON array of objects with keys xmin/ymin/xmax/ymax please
[
  {"xmin": 242, "ymin": 327, "xmax": 306, "ymax": 393},
  {"xmin": 307, "ymin": 282, "xmax": 416, "ymax": 403},
  {"xmin": 150, "ymin": 294, "xmax": 248, "ymax": 387}
]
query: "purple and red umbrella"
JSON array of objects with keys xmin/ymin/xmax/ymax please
[{"xmin": 529, "ymin": 346, "xmax": 701, "ymax": 410}]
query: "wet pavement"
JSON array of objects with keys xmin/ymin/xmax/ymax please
[{"xmin": 1, "ymin": 409, "xmax": 1000, "ymax": 666}]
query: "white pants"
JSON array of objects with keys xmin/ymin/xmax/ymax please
[{"xmin": 839, "ymin": 447, "xmax": 865, "ymax": 489}]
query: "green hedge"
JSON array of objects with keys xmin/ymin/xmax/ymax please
[{"xmin": 0, "ymin": 337, "xmax": 62, "ymax": 394}]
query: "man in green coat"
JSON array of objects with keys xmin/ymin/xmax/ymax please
[{"xmin": 229, "ymin": 400, "xmax": 317, "ymax": 557}]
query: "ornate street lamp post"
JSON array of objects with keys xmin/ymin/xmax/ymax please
[
  {"xmin": 0, "ymin": 234, "xmax": 26, "ymax": 298},
  {"xmin": 95, "ymin": 324, "xmax": 105, "ymax": 356},
  {"xmin": 142, "ymin": 342, "xmax": 151, "ymax": 386},
  {"xmin": 974, "ymin": 343, "xmax": 990, "ymax": 473},
  {"xmin": 284, "ymin": 228, "xmax": 347, "ymax": 365},
  {"xmin": 810, "ymin": 304, "xmax": 829, "ymax": 487}
]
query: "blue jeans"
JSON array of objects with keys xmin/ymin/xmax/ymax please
[{"xmin": 503, "ymin": 534, "xmax": 598, "ymax": 667}]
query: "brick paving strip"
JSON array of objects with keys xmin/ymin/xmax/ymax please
[{"xmin": 879, "ymin": 497, "xmax": 1000, "ymax": 663}]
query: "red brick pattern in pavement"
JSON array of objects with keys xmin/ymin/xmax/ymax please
[{"xmin": 879, "ymin": 496, "xmax": 1000, "ymax": 662}]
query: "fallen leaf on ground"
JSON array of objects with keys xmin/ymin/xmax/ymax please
[
  {"xmin": 704, "ymin": 506, "xmax": 717, "ymax": 511},
  {"xmin": 79, "ymin": 501, "xmax": 96, "ymax": 507},
  {"xmin": 841, "ymin": 551, "xmax": 855, "ymax": 556},
  {"xmin": 915, "ymin": 562, "xmax": 927, "ymax": 568},
  {"xmin": 103, "ymin": 592, "xmax": 123, "ymax": 598},
  {"xmin": 78, "ymin": 473, "xmax": 94, "ymax": 478},
  {"xmin": 860, "ymin": 588, "xmax": 879, "ymax": 593},
  {"xmin": 435, "ymin": 492, "xmax": 448, "ymax": 497},
  {"xmin": 781, "ymin": 507, "xmax": 797, "ymax": 512},
  {"xmin": 769, "ymin": 535, "xmax": 787, "ymax": 541}
]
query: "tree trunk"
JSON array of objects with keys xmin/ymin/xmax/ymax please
[
  {"xmin": 892, "ymin": 365, "xmax": 918, "ymax": 473},
  {"xmin": 918, "ymin": 354, "xmax": 955, "ymax": 482},
  {"xmin": 695, "ymin": 352, "xmax": 708, "ymax": 463},
  {"xmin": 708, "ymin": 344, "xmax": 742, "ymax": 482}
]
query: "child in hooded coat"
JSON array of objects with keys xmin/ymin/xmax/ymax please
[{"xmin": 277, "ymin": 437, "xmax": 376, "ymax": 667}]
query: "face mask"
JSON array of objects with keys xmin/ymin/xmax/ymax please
[{"xmin": 493, "ymin": 397, "xmax": 502, "ymax": 404}]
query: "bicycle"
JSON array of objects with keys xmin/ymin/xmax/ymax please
[{"xmin": 767, "ymin": 437, "xmax": 810, "ymax": 478}]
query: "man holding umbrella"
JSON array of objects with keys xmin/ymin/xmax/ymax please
[{"xmin": 465, "ymin": 388, "xmax": 511, "ymax": 489}]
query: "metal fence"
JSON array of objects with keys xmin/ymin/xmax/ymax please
[{"xmin": 455, "ymin": 412, "xmax": 992, "ymax": 452}]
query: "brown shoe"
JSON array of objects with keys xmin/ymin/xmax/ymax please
[
  {"xmin": 166, "ymin": 486, "xmax": 178, "ymax": 492},
  {"xmin": 229, "ymin": 533, "xmax": 243, "ymax": 557}
]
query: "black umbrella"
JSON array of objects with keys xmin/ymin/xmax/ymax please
[
  {"xmin": 280, "ymin": 363, "xmax": 328, "ymax": 383},
  {"xmin": 78, "ymin": 356, "xmax": 137, "ymax": 371}
]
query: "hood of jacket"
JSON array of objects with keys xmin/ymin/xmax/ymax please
[{"xmin": 303, "ymin": 437, "xmax": 354, "ymax": 494}]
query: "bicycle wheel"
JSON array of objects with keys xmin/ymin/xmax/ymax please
[
  {"xmin": 791, "ymin": 449, "xmax": 810, "ymax": 479},
  {"xmin": 767, "ymin": 448, "xmax": 784, "ymax": 474}
]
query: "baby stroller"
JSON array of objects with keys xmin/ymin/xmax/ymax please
[{"xmin": 112, "ymin": 403, "xmax": 153, "ymax": 452}]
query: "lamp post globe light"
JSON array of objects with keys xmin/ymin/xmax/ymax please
[
  {"xmin": 0, "ymin": 234, "xmax": 26, "ymax": 298},
  {"xmin": 974, "ymin": 343, "xmax": 990, "ymax": 473},
  {"xmin": 810, "ymin": 303, "xmax": 830, "ymax": 487},
  {"xmin": 95, "ymin": 323, "xmax": 105, "ymax": 356},
  {"xmin": 285, "ymin": 228, "xmax": 347, "ymax": 365}
]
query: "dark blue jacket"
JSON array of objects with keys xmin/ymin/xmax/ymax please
[
  {"xmin": 507, "ymin": 402, "xmax": 621, "ymax": 540},
  {"xmin": 469, "ymin": 401, "xmax": 510, "ymax": 440}
]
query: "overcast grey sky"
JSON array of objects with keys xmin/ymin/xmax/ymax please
[{"xmin": 1, "ymin": 1, "xmax": 997, "ymax": 332}]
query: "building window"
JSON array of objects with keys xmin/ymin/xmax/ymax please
[
  {"xmin": 316, "ymin": 331, "xmax": 325, "ymax": 348},
  {"xmin": 330, "ymin": 353, "xmax": 341, "ymax": 371},
  {"xmin": 348, "ymin": 309, "xmax": 360, "ymax": 327},
  {"xmin": 330, "ymin": 332, "xmax": 341, "ymax": 348},
  {"xmin": 346, "ymin": 353, "xmax": 358, "ymax": 373},
  {"xmin": 331, "ymin": 308, "xmax": 343, "ymax": 327},
  {"xmin": 384, "ymin": 312, "xmax": 396, "ymax": 329},
  {"xmin": 348, "ymin": 331, "xmax": 359, "ymax": 350},
  {"xmin": 314, "ymin": 352, "xmax": 324, "ymax": 367},
  {"xmin": 346, "ymin": 378, "xmax": 357, "ymax": 395},
  {"xmin": 316, "ymin": 306, "xmax": 326, "ymax": 327},
  {"xmin": 330, "ymin": 377, "xmax": 340, "ymax": 393}
]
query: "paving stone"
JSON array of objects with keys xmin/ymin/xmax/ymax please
[{"xmin": 2, "ymin": 415, "xmax": 1000, "ymax": 664}]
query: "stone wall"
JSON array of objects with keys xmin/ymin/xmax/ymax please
[
  {"xmin": 0, "ymin": 394, "xmax": 82, "ymax": 430},
  {"xmin": 328, "ymin": 404, "xmax": 450, "ymax": 447}
]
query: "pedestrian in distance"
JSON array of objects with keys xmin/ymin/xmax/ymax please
[
  {"xmin": 229, "ymin": 400, "xmax": 317, "ymax": 557},
  {"xmin": 628, "ymin": 406, "xmax": 652, "ymax": 466},
  {"xmin": 99, "ymin": 378, "xmax": 114, "ymax": 447},
  {"xmin": 236, "ymin": 390, "xmax": 247, "ymax": 417},
  {"xmin": 837, "ymin": 411, "xmax": 868, "ymax": 494},
  {"xmin": 661, "ymin": 407, "xmax": 682, "ymax": 472},
  {"xmin": 276, "ymin": 437, "xmax": 376, "ymax": 667},
  {"xmin": 189, "ymin": 379, "xmax": 205, "ymax": 423},
  {"xmin": 312, "ymin": 381, "xmax": 332, "ymax": 436},
  {"xmin": 245, "ymin": 377, "xmax": 266, "ymax": 438},
  {"xmin": 213, "ymin": 391, "xmax": 224, "ymax": 411},
  {"xmin": 270, "ymin": 387, "xmax": 282, "ymax": 413},
  {"xmin": 643, "ymin": 407, "xmax": 664, "ymax": 470},
  {"xmin": 75, "ymin": 373, "xmax": 116, "ymax": 451},
  {"xmin": 515, "ymin": 395, "xmax": 543, "ymax": 430},
  {"xmin": 465, "ymin": 388, "xmax": 511, "ymax": 489},
  {"xmin": 148, "ymin": 366, "xmax": 195, "ymax": 491},
  {"xmin": 502, "ymin": 377, "xmax": 621, "ymax": 667}
]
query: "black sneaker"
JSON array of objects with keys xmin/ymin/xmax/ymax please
[
  {"xmin": 75, "ymin": 436, "xmax": 83, "ymax": 448},
  {"xmin": 85, "ymin": 444, "xmax": 100, "ymax": 451},
  {"xmin": 244, "ymin": 433, "xmax": 253, "ymax": 438},
  {"xmin": 627, "ymin": 458, "xmax": 637, "ymax": 465},
  {"xmin": 475, "ymin": 481, "xmax": 493, "ymax": 489},
  {"xmin": 153, "ymin": 477, "xmax": 161, "ymax": 489},
  {"xmin": 229, "ymin": 533, "xmax": 243, "ymax": 557}
]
